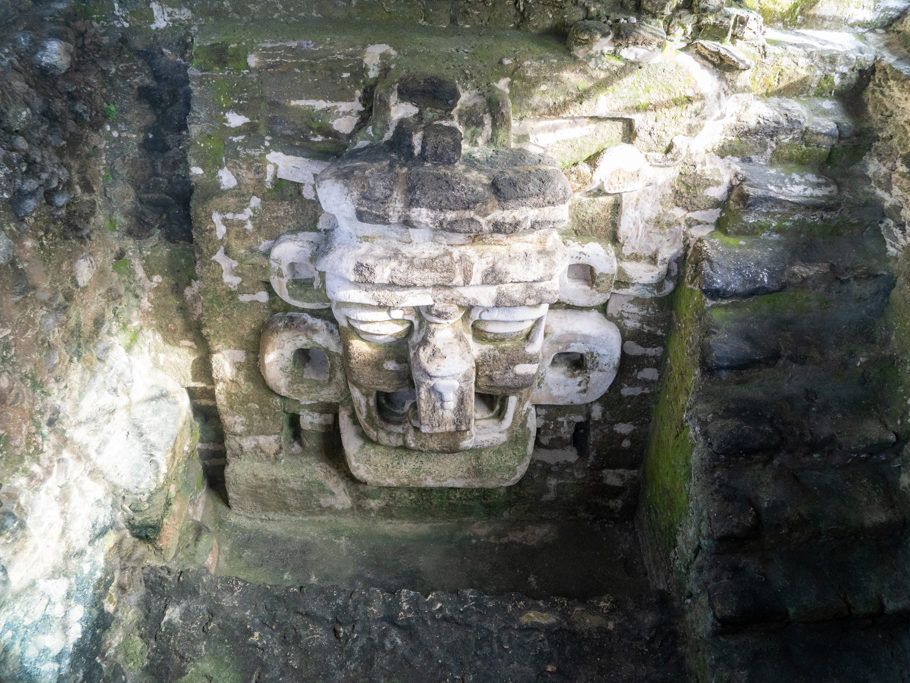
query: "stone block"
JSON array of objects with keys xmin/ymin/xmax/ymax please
[
  {"xmin": 420, "ymin": 123, "xmax": 463, "ymax": 164},
  {"xmin": 225, "ymin": 456, "xmax": 352, "ymax": 516},
  {"xmin": 568, "ymin": 194, "xmax": 620, "ymax": 241},
  {"xmin": 693, "ymin": 233, "xmax": 788, "ymax": 299},
  {"xmin": 514, "ymin": 117, "xmax": 631, "ymax": 167},
  {"xmin": 705, "ymin": 554, "xmax": 789, "ymax": 629},
  {"xmin": 397, "ymin": 74, "xmax": 460, "ymax": 112}
]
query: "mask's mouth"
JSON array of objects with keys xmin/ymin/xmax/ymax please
[
  {"xmin": 371, "ymin": 389, "xmax": 517, "ymax": 449},
  {"xmin": 375, "ymin": 389, "xmax": 416, "ymax": 425}
]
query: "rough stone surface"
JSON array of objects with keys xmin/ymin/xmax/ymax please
[
  {"xmin": 694, "ymin": 234, "xmax": 788, "ymax": 299},
  {"xmin": 104, "ymin": 566, "xmax": 687, "ymax": 682},
  {"xmin": 567, "ymin": 20, "xmax": 613, "ymax": 58},
  {"xmin": 693, "ymin": 40, "xmax": 754, "ymax": 70},
  {"xmin": 397, "ymin": 74, "xmax": 460, "ymax": 112},
  {"xmin": 0, "ymin": 6, "xmax": 209, "ymax": 680},
  {"xmin": 865, "ymin": 57, "xmax": 910, "ymax": 254},
  {"xmin": 32, "ymin": 38, "xmax": 73, "ymax": 76}
]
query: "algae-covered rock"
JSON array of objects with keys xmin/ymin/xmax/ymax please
[
  {"xmin": 567, "ymin": 20, "xmax": 613, "ymax": 58},
  {"xmin": 718, "ymin": 161, "xmax": 839, "ymax": 234},
  {"xmin": 744, "ymin": 29, "xmax": 876, "ymax": 97},
  {"xmin": 693, "ymin": 40, "xmax": 754, "ymax": 71},
  {"xmin": 863, "ymin": 59, "xmax": 910, "ymax": 254}
]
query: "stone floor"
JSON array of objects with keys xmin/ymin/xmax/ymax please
[
  {"xmin": 106, "ymin": 564, "xmax": 686, "ymax": 682},
  {"xmin": 94, "ymin": 490, "xmax": 691, "ymax": 680},
  {"xmin": 198, "ymin": 495, "xmax": 649, "ymax": 599}
]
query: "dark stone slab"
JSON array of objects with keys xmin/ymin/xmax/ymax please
[
  {"xmin": 420, "ymin": 123, "xmax": 462, "ymax": 164},
  {"xmin": 397, "ymin": 74, "xmax": 460, "ymax": 112},
  {"xmin": 705, "ymin": 554, "xmax": 789, "ymax": 627},
  {"xmin": 707, "ymin": 617, "xmax": 910, "ymax": 682},
  {"xmin": 405, "ymin": 166, "xmax": 490, "ymax": 211},
  {"xmin": 701, "ymin": 327, "xmax": 781, "ymax": 371},
  {"xmin": 695, "ymin": 234, "xmax": 788, "ymax": 299},
  {"xmin": 703, "ymin": 416, "xmax": 781, "ymax": 456},
  {"xmin": 491, "ymin": 166, "xmax": 571, "ymax": 209}
]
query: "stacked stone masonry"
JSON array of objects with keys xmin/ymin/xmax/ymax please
[{"xmin": 188, "ymin": 18, "xmax": 711, "ymax": 518}]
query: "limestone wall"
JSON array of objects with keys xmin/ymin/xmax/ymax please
[{"xmin": 0, "ymin": 7, "xmax": 208, "ymax": 678}]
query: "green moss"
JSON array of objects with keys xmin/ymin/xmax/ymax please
[
  {"xmin": 714, "ymin": 135, "xmax": 767, "ymax": 158},
  {"xmin": 143, "ymin": 243, "xmax": 197, "ymax": 285},
  {"xmin": 104, "ymin": 216, "xmax": 118, "ymax": 232},
  {"xmin": 708, "ymin": 289, "xmax": 826, "ymax": 328},
  {"xmin": 194, "ymin": 134, "xmax": 225, "ymax": 174},
  {"xmin": 885, "ymin": 257, "xmax": 910, "ymax": 413},
  {"xmin": 112, "ymin": 258, "xmax": 131, "ymax": 276},
  {"xmin": 122, "ymin": 328, "xmax": 140, "ymax": 351},
  {"xmin": 717, "ymin": 205, "xmax": 869, "ymax": 237},
  {"xmin": 742, "ymin": 0, "xmax": 809, "ymax": 26},
  {"xmin": 642, "ymin": 283, "xmax": 701, "ymax": 557},
  {"xmin": 266, "ymin": 177, "xmax": 295, "ymax": 199},
  {"xmin": 196, "ymin": 18, "xmax": 564, "ymax": 115},
  {"xmin": 77, "ymin": 0, "xmax": 107, "ymax": 22},
  {"xmin": 178, "ymin": 647, "xmax": 244, "ymax": 683},
  {"xmin": 193, "ymin": 42, "xmax": 252, "ymax": 74},
  {"xmin": 826, "ymin": 142, "xmax": 871, "ymax": 168},
  {"xmin": 770, "ymin": 143, "xmax": 830, "ymax": 168},
  {"xmin": 814, "ymin": 73, "xmax": 836, "ymax": 96},
  {"xmin": 211, "ymin": 80, "xmax": 236, "ymax": 111},
  {"xmin": 105, "ymin": 103, "xmax": 117, "ymax": 121},
  {"xmin": 551, "ymin": 128, "xmax": 627, "ymax": 168},
  {"xmin": 121, "ymin": 633, "xmax": 147, "ymax": 673}
]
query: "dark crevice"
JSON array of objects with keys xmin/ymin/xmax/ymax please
[{"xmin": 129, "ymin": 34, "xmax": 194, "ymax": 242}]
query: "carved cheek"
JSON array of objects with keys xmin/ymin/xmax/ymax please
[
  {"xmin": 341, "ymin": 330, "xmax": 412, "ymax": 391},
  {"xmin": 474, "ymin": 344, "xmax": 541, "ymax": 393},
  {"xmin": 472, "ymin": 317, "xmax": 546, "ymax": 393}
]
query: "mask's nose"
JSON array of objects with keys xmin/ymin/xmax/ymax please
[{"xmin": 409, "ymin": 304, "xmax": 474, "ymax": 434}]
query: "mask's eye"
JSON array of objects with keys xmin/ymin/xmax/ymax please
[
  {"xmin": 472, "ymin": 318, "xmax": 537, "ymax": 343},
  {"xmin": 348, "ymin": 318, "xmax": 412, "ymax": 344}
]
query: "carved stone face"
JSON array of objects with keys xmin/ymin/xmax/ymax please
[
  {"xmin": 331, "ymin": 282, "xmax": 553, "ymax": 455},
  {"xmin": 259, "ymin": 77, "xmax": 623, "ymax": 488}
]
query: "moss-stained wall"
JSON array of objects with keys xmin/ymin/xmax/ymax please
[{"xmin": 639, "ymin": 281, "xmax": 701, "ymax": 585}]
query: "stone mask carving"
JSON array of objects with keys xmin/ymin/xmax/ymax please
[{"xmin": 260, "ymin": 75, "xmax": 622, "ymax": 488}]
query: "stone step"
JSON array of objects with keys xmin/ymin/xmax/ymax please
[
  {"xmin": 691, "ymin": 365, "xmax": 899, "ymax": 464},
  {"xmin": 701, "ymin": 530, "xmax": 910, "ymax": 632},
  {"xmin": 694, "ymin": 231, "xmax": 892, "ymax": 301},
  {"xmin": 716, "ymin": 96, "xmax": 858, "ymax": 162},
  {"xmin": 696, "ymin": 460, "xmax": 908, "ymax": 549},
  {"xmin": 715, "ymin": 161, "xmax": 882, "ymax": 236},
  {"xmin": 700, "ymin": 280, "xmax": 894, "ymax": 372},
  {"xmin": 704, "ymin": 615, "xmax": 910, "ymax": 682},
  {"xmin": 748, "ymin": 29, "xmax": 877, "ymax": 99},
  {"xmin": 200, "ymin": 507, "xmax": 653, "ymax": 599}
]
